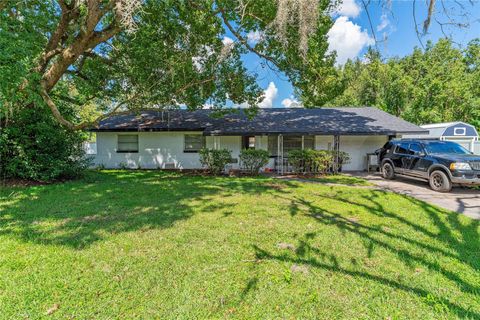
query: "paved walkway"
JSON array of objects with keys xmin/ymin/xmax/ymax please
[{"xmin": 350, "ymin": 172, "xmax": 480, "ymax": 220}]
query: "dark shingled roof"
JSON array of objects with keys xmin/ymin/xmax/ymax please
[{"xmin": 91, "ymin": 107, "xmax": 428, "ymax": 136}]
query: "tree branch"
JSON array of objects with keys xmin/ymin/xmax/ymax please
[
  {"xmin": 87, "ymin": 23, "xmax": 121, "ymax": 49},
  {"xmin": 41, "ymin": 80, "xmax": 134, "ymax": 131},
  {"xmin": 40, "ymin": 82, "xmax": 77, "ymax": 129},
  {"xmin": 423, "ymin": 0, "xmax": 436, "ymax": 34},
  {"xmin": 360, "ymin": 0, "xmax": 378, "ymax": 50},
  {"xmin": 412, "ymin": 0, "xmax": 425, "ymax": 49},
  {"xmin": 219, "ymin": 8, "xmax": 281, "ymax": 69}
]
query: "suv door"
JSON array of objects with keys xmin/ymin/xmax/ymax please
[
  {"xmin": 391, "ymin": 142, "xmax": 410, "ymax": 173},
  {"xmin": 409, "ymin": 143, "xmax": 433, "ymax": 178},
  {"xmin": 404, "ymin": 143, "xmax": 428, "ymax": 178}
]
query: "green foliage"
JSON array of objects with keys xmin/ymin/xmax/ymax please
[
  {"xmin": 0, "ymin": 106, "xmax": 90, "ymax": 182},
  {"xmin": 0, "ymin": 0, "xmax": 336, "ymax": 120},
  {"xmin": 336, "ymin": 151, "xmax": 351, "ymax": 167},
  {"xmin": 239, "ymin": 149, "xmax": 270, "ymax": 175},
  {"xmin": 327, "ymin": 39, "xmax": 480, "ymax": 130},
  {"xmin": 199, "ymin": 148, "xmax": 232, "ymax": 175},
  {"xmin": 287, "ymin": 149, "xmax": 344, "ymax": 174},
  {"xmin": 287, "ymin": 149, "xmax": 309, "ymax": 173}
]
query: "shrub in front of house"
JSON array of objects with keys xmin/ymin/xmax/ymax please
[
  {"xmin": 199, "ymin": 148, "xmax": 232, "ymax": 175},
  {"xmin": 287, "ymin": 149, "xmax": 349, "ymax": 174},
  {"xmin": 327, "ymin": 150, "xmax": 351, "ymax": 172},
  {"xmin": 306, "ymin": 149, "xmax": 334, "ymax": 174},
  {"xmin": 287, "ymin": 149, "xmax": 307, "ymax": 173},
  {"xmin": 239, "ymin": 149, "xmax": 269, "ymax": 175}
]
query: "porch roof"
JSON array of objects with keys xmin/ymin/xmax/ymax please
[{"xmin": 91, "ymin": 107, "xmax": 427, "ymax": 136}]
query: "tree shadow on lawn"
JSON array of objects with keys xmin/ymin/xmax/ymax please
[
  {"xmin": 0, "ymin": 170, "xmax": 296, "ymax": 249},
  {"xmin": 252, "ymin": 189, "xmax": 479, "ymax": 319}
]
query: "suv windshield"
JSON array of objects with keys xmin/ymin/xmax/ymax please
[{"xmin": 424, "ymin": 141, "xmax": 470, "ymax": 155}]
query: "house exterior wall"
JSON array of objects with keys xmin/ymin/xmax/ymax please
[
  {"xmin": 338, "ymin": 135, "xmax": 388, "ymax": 171},
  {"xmin": 93, "ymin": 132, "xmax": 389, "ymax": 171},
  {"xmin": 315, "ymin": 135, "xmax": 334, "ymax": 150},
  {"xmin": 94, "ymin": 131, "xmax": 207, "ymax": 169}
]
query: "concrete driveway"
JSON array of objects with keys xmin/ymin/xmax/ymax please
[{"xmin": 351, "ymin": 172, "xmax": 480, "ymax": 220}]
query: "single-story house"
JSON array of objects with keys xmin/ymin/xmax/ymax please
[
  {"xmin": 402, "ymin": 122, "xmax": 479, "ymax": 153},
  {"xmin": 89, "ymin": 107, "xmax": 427, "ymax": 172}
]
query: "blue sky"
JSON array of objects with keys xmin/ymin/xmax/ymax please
[{"xmin": 229, "ymin": 0, "xmax": 480, "ymax": 108}]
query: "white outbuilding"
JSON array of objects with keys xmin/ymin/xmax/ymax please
[{"xmin": 404, "ymin": 122, "xmax": 479, "ymax": 153}]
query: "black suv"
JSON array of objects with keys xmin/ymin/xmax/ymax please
[{"xmin": 376, "ymin": 139, "xmax": 480, "ymax": 192}]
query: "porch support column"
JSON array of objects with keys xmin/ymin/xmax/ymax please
[
  {"xmin": 277, "ymin": 134, "xmax": 283, "ymax": 175},
  {"xmin": 213, "ymin": 136, "xmax": 220, "ymax": 150},
  {"xmin": 333, "ymin": 135, "xmax": 340, "ymax": 174}
]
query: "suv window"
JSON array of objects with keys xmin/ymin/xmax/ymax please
[
  {"xmin": 395, "ymin": 142, "xmax": 410, "ymax": 155},
  {"xmin": 424, "ymin": 141, "xmax": 470, "ymax": 154},
  {"xmin": 409, "ymin": 143, "xmax": 423, "ymax": 155}
]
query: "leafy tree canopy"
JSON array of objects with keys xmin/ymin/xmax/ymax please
[
  {"xmin": 323, "ymin": 38, "xmax": 480, "ymax": 129},
  {"xmin": 0, "ymin": 0, "xmax": 337, "ymax": 130}
]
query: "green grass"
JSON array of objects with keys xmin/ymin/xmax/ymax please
[
  {"xmin": 307, "ymin": 174, "xmax": 373, "ymax": 186},
  {"xmin": 0, "ymin": 170, "xmax": 479, "ymax": 319}
]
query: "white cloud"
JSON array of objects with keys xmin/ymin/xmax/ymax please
[
  {"xmin": 258, "ymin": 82, "xmax": 278, "ymax": 108},
  {"xmin": 327, "ymin": 16, "xmax": 374, "ymax": 65},
  {"xmin": 335, "ymin": 0, "xmax": 360, "ymax": 18},
  {"xmin": 246, "ymin": 30, "xmax": 264, "ymax": 45},
  {"xmin": 222, "ymin": 36, "xmax": 234, "ymax": 46},
  {"xmin": 377, "ymin": 13, "xmax": 389, "ymax": 31},
  {"xmin": 281, "ymin": 96, "xmax": 302, "ymax": 108}
]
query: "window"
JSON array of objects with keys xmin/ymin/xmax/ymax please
[
  {"xmin": 304, "ymin": 136, "xmax": 315, "ymax": 149},
  {"xmin": 283, "ymin": 136, "xmax": 303, "ymax": 153},
  {"xmin": 394, "ymin": 142, "xmax": 409, "ymax": 155},
  {"xmin": 117, "ymin": 135, "xmax": 138, "ymax": 153},
  {"xmin": 242, "ymin": 136, "xmax": 255, "ymax": 149},
  {"xmin": 409, "ymin": 143, "xmax": 423, "ymax": 155},
  {"xmin": 268, "ymin": 135, "xmax": 315, "ymax": 156},
  {"xmin": 184, "ymin": 134, "xmax": 205, "ymax": 152},
  {"xmin": 424, "ymin": 141, "xmax": 470, "ymax": 155},
  {"xmin": 454, "ymin": 127, "xmax": 466, "ymax": 136},
  {"xmin": 268, "ymin": 136, "xmax": 278, "ymax": 156}
]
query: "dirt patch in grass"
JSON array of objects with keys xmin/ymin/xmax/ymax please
[
  {"xmin": 262, "ymin": 182, "xmax": 287, "ymax": 190},
  {"xmin": 1, "ymin": 178, "xmax": 55, "ymax": 187}
]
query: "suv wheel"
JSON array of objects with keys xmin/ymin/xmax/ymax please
[
  {"xmin": 382, "ymin": 162, "xmax": 395, "ymax": 180},
  {"xmin": 429, "ymin": 170, "xmax": 452, "ymax": 192}
]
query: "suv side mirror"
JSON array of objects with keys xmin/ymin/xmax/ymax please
[{"xmin": 414, "ymin": 150, "xmax": 425, "ymax": 156}]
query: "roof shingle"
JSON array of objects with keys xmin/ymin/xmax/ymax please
[{"xmin": 92, "ymin": 107, "xmax": 427, "ymax": 136}]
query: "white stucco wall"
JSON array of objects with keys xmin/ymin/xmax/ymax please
[
  {"xmin": 315, "ymin": 135, "xmax": 334, "ymax": 150},
  {"xmin": 93, "ymin": 132, "xmax": 388, "ymax": 171},
  {"xmin": 94, "ymin": 132, "xmax": 247, "ymax": 169},
  {"xmin": 339, "ymin": 135, "xmax": 388, "ymax": 171},
  {"xmin": 94, "ymin": 132, "xmax": 207, "ymax": 169}
]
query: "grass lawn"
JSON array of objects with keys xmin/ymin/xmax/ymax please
[{"xmin": 0, "ymin": 171, "xmax": 479, "ymax": 319}]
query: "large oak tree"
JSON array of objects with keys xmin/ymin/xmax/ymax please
[{"xmin": 0, "ymin": 0, "xmax": 337, "ymax": 130}]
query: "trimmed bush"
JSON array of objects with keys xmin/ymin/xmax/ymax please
[
  {"xmin": 199, "ymin": 148, "xmax": 232, "ymax": 175},
  {"xmin": 287, "ymin": 149, "xmax": 348, "ymax": 174},
  {"xmin": 239, "ymin": 149, "xmax": 269, "ymax": 175},
  {"xmin": 287, "ymin": 149, "xmax": 306, "ymax": 173}
]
